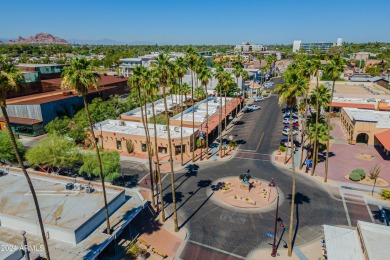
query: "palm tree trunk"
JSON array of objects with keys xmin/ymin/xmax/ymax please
[
  {"xmin": 311, "ymin": 71, "xmax": 320, "ymax": 176},
  {"xmin": 235, "ymin": 77, "xmax": 239, "ymax": 117},
  {"xmin": 287, "ymin": 111, "xmax": 296, "ymax": 257},
  {"xmin": 205, "ymin": 84, "xmax": 209, "ymax": 159},
  {"xmin": 151, "ymin": 100, "xmax": 165, "ymax": 222},
  {"xmin": 162, "ymin": 84, "xmax": 179, "ymax": 232},
  {"xmin": 1, "ymin": 106, "xmax": 51, "ymax": 260},
  {"xmin": 191, "ymin": 71, "xmax": 195, "ymax": 162},
  {"xmin": 324, "ymin": 80, "xmax": 336, "ymax": 183},
  {"xmin": 299, "ymin": 94, "xmax": 309, "ymax": 170},
  {"xmin": 180, "ymin": 79, "xmax": 184, "ymax": 166},
  {"xmin": 224, "ymin": 91, "xmax": 227, "ymax": 131},
  {"xmin": 140, "ymin": 91, "xmax": 156, "ymax": 209},
  {"xmin": 83, "ymin": 96, "xmax": 111, "ymax": 235},
  {"xmin": 219, "ymin": 93, "xmax": 223, "ymax": 158}
]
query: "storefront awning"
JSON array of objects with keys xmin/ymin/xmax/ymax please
[{"xmin": 375, "ymin": 130, "xmax": 390, "ymax": 151}]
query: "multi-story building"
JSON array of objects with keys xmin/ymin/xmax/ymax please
[
  {"xmin": 293, "ymin": 38, "xmax": 343, "ymax": 53},
  {"xmin": 234, "ymin": 42, "xmax": 267, "ymax": 54}
]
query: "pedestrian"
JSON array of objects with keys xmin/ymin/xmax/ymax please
[{"xmin": 144, "ymin": 178, "xmax": 148, "ymax": 185}]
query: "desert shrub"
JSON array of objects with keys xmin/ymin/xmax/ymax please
[
  {"xmin": 349, "ymin": 171, "xmax": 361, "ymax": 181},
  {"xmin": 381, "ymin": 189, "xmax": 390, "ymax": 200},
  {"xmin": 279, "ymin": 145, "xmax": 286, "ymax": 152},
  {"xmin": 263, "ymin": 94, "xmax": 269, "ymax": 97},
  {"xmin": 352, "ymin": 168, "xmax": 366, "ymax": 179}
]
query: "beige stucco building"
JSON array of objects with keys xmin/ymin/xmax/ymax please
[{"xmin": 340, "ymin": 107, "xmax": 390, "ymax": 145}]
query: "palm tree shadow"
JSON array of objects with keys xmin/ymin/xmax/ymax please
[
  {"xmin": 163, "ymin": 191, "xmax": 184, "ymax": 208},
  {"xmin": 287, "ymin": 192, "xmax": 311, "ymax": 249},
  {"xmin": 179, "ymin": 191, "xmax": 214, "ymax": 230},
  {"xmin": 163, "ymin": 164, "xmax": 199, "ymax": 193}
]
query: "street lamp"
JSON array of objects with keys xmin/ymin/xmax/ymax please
[
  {"xmin": 21, "ymin": 230, "xmax": 30, "ymax": 260},
  {"xmin": 269, "ymin": 179, "xmax": 284, "ymax": 257}
]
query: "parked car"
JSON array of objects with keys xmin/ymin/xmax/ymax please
[
  {"xmin": 283, "ymin": 118, "xmax": 299, "ymax": 124},
  {"xmin": 282, "ymin": 129, "xmax": 298, "ymax": 136},
  {"xmin": 280, "ymin": 138, "xmax": 301, "ymax": 147},
  {"xmin": 282, "ymin": 106, "xmax": 298, "ymax": 113},
  {"xmin": 0, "ymin": 170, "xmax": 5, "ymax": 176},
  {"xmin": 284, "ymin": 122, "xmax": 300, "ymax": 127},
  {"xmin": 283, "ymin": 114, "xmax": 298, "ymax": 120},
  {"xmin": 245, "ymin": 106, "xmax": 254, "ymax": 112},
  {"xmin": 248, "ymin": 105, "xmax": 261, "ymax": 110},
  {"xmin": 254, "ymin": 96, "xmax": 265, "ymax": 102},
  {"xmin": 283, "ymin": 126, "xmax": 299, "ymax": 131}
]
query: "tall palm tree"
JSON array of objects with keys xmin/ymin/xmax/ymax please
[
  {"xmin": 241, "ymin": 70, "xmax": 249, "ymax": 103},
  {"xmin": 133, "ymin": 66, "xmax": 156, "ymax": 210},
  {"xmin": 232, "ymin": 63, "xmax": 243, "ymax": 117},
  {"xmin": 215, "ymin": 66, "xmax": 225, "ymax": 158},
  {"xmin": 144, "ymin": 71, "xmax": 165, "ymax": 221},
  {"xmin": 186, "ymin": 49, "xmax": 198, "ymax": 162},
  {"xmin": 310, "ymin": 84, "xmax": 331, "ymax": 175},
  {"xmin": 61, "ymin": 58, "xmax": 111, "ymax": 235},
  {"xmin": 275, "ymin": 66, "xmax": 308, "ymax": 257},
  {"xmin": 223, "ymin": 72, "xmax": 234, "ymax": 131},
  {"xmin": 324, "ymin": 55, "xmax": 345, "ymax": 183},
  {"xmin": 154, "ymin": 53, "xmax": 179, "ymax": 232},
  {"xmin": 174, "ymin": 57, "xmax": 188, "ymax": 166},
  {"xmin": 297, "ymin": 59, "xmax": 314, "ymax": 170},
  {"xmin": 181, "ymin": 82, "xmax": 191, "ymax": 104},
  {"xmin": 0, "ymin": 60, "xmax": 51, "ymax": 260},
  {"xmin": 198, "ymin": 66, "xmax": 212, "ymax": 159}
]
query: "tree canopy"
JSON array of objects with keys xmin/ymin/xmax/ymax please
[
  {"xmin": 79, "ymin": 150, "xmax": 121, "ymax": 181},
  {"xmin": 0, "ymin": 131, "xmax": 25, "ymax": 163}
]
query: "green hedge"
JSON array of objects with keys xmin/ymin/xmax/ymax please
[
  {"xmin": 381, "ymin": 189, "xmax": 390, "ymax": 200},
  {"xmin": 279, "ymin": 145, "xmax": 286, "ymax": 152},
  {"xmin": 349, "ymin": 171, "xmax": 361, "ymax": 181},
  {"xmin": 352, "ymin": 168, "xmax": 366, "ymax": 179}
]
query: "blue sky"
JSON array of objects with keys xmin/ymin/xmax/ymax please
[{"xmin": 1, "ymin": 0, "xmax": 389, "ymax": 44}]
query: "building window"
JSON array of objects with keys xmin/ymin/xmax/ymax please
[
  {"xmin": 158, "ymin": 146, "xmax": 167, "ymax": 154},
  {"xmin": 141, "ymin": 143, "xmax": 147, "ymax": 152},
  {"xmin": 116, "ymin": 140, "xmax": 122, "ymax": 150},
  {"xmin": 175, "ymin": 145, "xmax": 185, "ymax": 155}
]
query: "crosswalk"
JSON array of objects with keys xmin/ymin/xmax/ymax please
[{"xmin": 235, "ymin": 150, "xmax": 270, "ymax": 161}]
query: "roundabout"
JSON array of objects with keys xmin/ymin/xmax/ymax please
[{"xmin": 207, "ymin": 176, "xmax": 283, "ymax": 213}]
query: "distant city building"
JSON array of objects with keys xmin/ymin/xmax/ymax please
[
  {"xmin": 293, "ymin": 38, "xmax": 343, "ymax": 53},
  {"xmin": 349, "ymin": 52, "xmax": 377, "ymax": 60},
  {"xmin": 234, "ymin": 42, "xmax": 267, "ymax": 54}
]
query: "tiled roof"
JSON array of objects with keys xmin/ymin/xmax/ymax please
[
  {"xmin": 0, "ymin": 116, "xmax": 42, "ymax": 125},
  {"xmin": 375, "ymin": 130, "xmax": 390, "ymax": 151},
  {"xmin": 331, "ymin": 102, "xmax": 375, "ymax": 110},
  {"xmin": 379, "ymin": 103, "xmax": 390, "ymax": 111}
]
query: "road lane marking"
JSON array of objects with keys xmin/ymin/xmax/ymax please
[
  {"xmin": 187, "ymin": 240, "xmax": 245, "ymax": 259},
  {"xmin": 341, "ymin": 192, "xmax": 352, "ymax": 226},
  {"xmin": 255, "ymin": 132, "xmax": 265, "ymax": 151}
]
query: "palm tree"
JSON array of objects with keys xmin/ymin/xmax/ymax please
[
  {"xmin": 181, "ymin": 82, "xmax": 191, "ymax": 104},
  {"xmin": 134, "ymin": 66, "xmax": 156, "ymax": 210},
  {"xmin": 174, "ymin": 57, "xmax": 188, "ymax": 166},
  {"xmin": 0, "ymin": 60, "xmax": 51, "ymax": 260},
  {"xmin": 154, "ymin": 53, "xmax": 179, "ymax": 232},
  {"xmin": 215, "ymin": 66, "xmax": 225, "ymax": 158},
  {"xmin": 144, "ymin": 71, "xmax": 165, "ymax": 221},
  {"xmin": 307, "ymin": 115, "xmax": 329, "ymax": 170},
  {"xmin": 198, "ymin": 66, "xmax": 212, "ymax": 159},
  {"xmin": 310, "ymin": 84, "xmax": 331, "ymax": 175},
  {"xmin": 194, "ymin": 86, "xmax": 206, "ymax": 100},
  {"xmin": 232, "ymin": 63, "xmax": 243, "ymax": 117},
  {"xmin": 61, "ymin": 58, "xmax": 112, "ymax": 235},
  {"xmin": 223, "ymin": 73, "xmax": 234, "ymax": 131},
  {"xmin": 186, "ymin": 49, "xmax": 198, "ymax": 162},
  {"xmin": 241, "ymin": 70, "xmax": 249, "ymax": 102},
  {"xmin": 297, "ymin": 59, "xmax": 314, "ymax": 170},
  {"xmin": 324, "ymin": 55, "xmax": 345, "ymax": 182},
  {"xmin": 275, "ymin": 66, "xmax": 308, "ymax": 257}
]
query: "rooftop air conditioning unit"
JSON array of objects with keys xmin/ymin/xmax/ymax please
[
  {"xmin": 163, "ymin": 126, "xmax": 168, "ymax": 131},
  {"xmin": 174, "ymin": 127, "xmax": 180, "ymax": 132},
  {"xmin": 65, "ymin": 183, "xmax": 74, "ymax": 190}
]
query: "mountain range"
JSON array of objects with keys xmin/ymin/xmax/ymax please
[{"xmin": 1, "ymin": 33, "xmax": 161, "ymax": 45}]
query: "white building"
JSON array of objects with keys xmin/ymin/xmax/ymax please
[
  {"xmin": 293, "ymin": 38, "xmax": 343, "ymax": 53},
  {"xmin": 234, "ymin": 42, "xmax": 267, "ymax": 54}
]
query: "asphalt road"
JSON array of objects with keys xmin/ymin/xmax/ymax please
[{"xmin": 160, "ymin": 78, "xmax": 348, "ymax": 259}]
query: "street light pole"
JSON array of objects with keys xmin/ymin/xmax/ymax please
[
  {"xmin": 271, "ymin": 194, "xmax": 279, "ymax": 257},
  {"xmin": 22, "ymin": 231, "xmax": 30, "ymax": 260}
]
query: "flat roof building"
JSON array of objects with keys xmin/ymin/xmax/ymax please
[
  {"xmin": 234, "ymin": 42, "xmax": 267, "ymax": 54},
  {"xmin": 0, "ymin": 168, "xmax": 145, "ymax": 259},
  {"xmin": 340, "ymin": 107, "xmax": 390, "ymax": 147},
  {"xmin": 293, "ymin": 38, "xmax": 342, "ymax": 53},
  {"xmin": 323, "ymin": 221, "xmax": 390, "ymax": 260}
]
